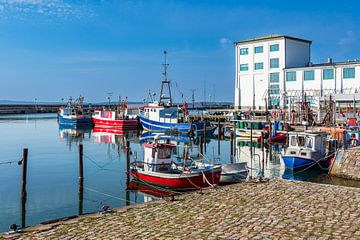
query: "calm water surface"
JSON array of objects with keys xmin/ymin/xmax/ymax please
[{"xmin": 0, "ymin": 114, "xmax": 359, "ymax": 232}]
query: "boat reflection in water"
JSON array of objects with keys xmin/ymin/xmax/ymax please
[
  {"xmin": 58, "ymin": 125, "xmax": 92, "ymax": 148},
  {"xmin": 139, "ymin": 131, "xmax": 190, "ymax": 145},
  {"xmin": 92, "ymin": 127, "xmax": 137, "ymax": 145},
  {"xmin": 127, "ymin": 180, "xmax": 178, "ymax": 203}
]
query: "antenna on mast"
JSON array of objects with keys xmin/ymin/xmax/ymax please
[{"xmin": 159, "ymin": 50, "xmax": 172, "ymax": 106}]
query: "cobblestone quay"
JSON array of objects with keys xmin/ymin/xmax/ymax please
[{"xmin": 2, "ymin": 179, "xmax": 360, "ymax": 239}]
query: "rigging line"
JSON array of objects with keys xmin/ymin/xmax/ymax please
[
  {"xmin": 84, "ymin": 186, "xmax": 136, "ymax": 205},
  {"xmin": 0, "ymin": 160, "xmax": 22, "ymax": 165}
]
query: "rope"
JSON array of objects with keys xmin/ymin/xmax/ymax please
[
  {"xmin": 0, "ymin": 160, "xmax": 22, "ymax": 165},
  {"xmin": 84, "ymin": 186, "xmax": 136, "ymax": 205},
  {"xmin": 201, "ymin": 170, "xmax": 216, "ymax": 188}
]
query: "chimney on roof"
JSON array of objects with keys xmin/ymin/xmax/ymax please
[{"xmin": 327, "ymin": 58, "xmax": 333, "ymax": 64}]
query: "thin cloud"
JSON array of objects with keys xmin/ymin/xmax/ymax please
[
  {"xmin": 219, "ymin": 37, "xmax": 231, "ymax": 45},
  {"xmin": 339, "ymin": 30, "xmax": 357, "ymax": 47},
  {"xmin": 0, "ymin": 0, "xmax": 96, "ymax": 19}
]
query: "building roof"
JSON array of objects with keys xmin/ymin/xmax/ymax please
[
  {"xmin": 234, "ymin": 34, "xmax": 312, "ymax": 45},
  {"xmin": 285, "ymin": 59, "xmax": 360, "ymax": 70}
]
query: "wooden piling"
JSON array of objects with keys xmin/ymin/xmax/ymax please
[
  {"xmin": 78, "ymin": 144, "xmax": 84, "ymax": 180},
  {"xmin": 233, "ymin": 121, "xmax": 236, "ymax": 158},
  {"xmin": 21, "ymin": 148, "xmax": 28, "ymax": 200},
  {"xmin": 230, "ymin": 131, "xmax": 234, "ymax": 163},
  {"xmin": 126, "ymin": 141, "xmax": 130, "ymax": 186},
  {"xmin": 199, "ymin": 136, "xmax": 203, "ymax": 161},
  {"xmin": 203, "ymin": 121, "xmax": 207, "ymax": 153},
  {"xmin": 78, "ymin": 144, "xmax": 84, "ymax": 216}
]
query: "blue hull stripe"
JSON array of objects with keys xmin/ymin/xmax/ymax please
[
  {"xmin": 59, "ymin": 115, "xmax": 92, "ymax": 126},
  {"xmin": 139, "ymin": 116, "xmax": 191, "ymax": 133},
  {"xmin": 282, "ymin": 156, "xmax": 329, "ymax": 171}
]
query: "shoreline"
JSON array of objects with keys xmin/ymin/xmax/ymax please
[{"xmin": 2, "ymin": 179, "xmax": 360, "ymax": 239}]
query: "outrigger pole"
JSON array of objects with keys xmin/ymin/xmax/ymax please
[{"xmin": 159, "ymin": 50, "xmax": 173, "ymax": 106}]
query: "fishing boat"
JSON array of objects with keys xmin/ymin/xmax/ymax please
[
  {"xmin": 138, "ymin": 51, "xmax": 214, "ymax": 135},
  {"xmin": 281, "ymin": 131, "xmax": 338, "ymax": 171},
  {"xmin": 130, "ymin": 139, "xmax": 222, "ymax": 190},
  {"xmin": 58, "ymin": 96, "xmax": 92, "ymax": 127},
  {"xmin": 220, "ymin": 162, "xmax": 248, "ymax": 184},
  {"xmin": 92, "ymin": 98, "xmax": 138, "ymax": 129}
]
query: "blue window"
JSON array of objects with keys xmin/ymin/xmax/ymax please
[
  {"xmin": 254, "ymin": 46, "xmax": 263, "ymax": 53},
  {"xmin": 343, "ymin": 68, "xmax": 355, "ymax": 79},
  {"xmin": 286, "ymin": 71, "xmax": 296, "ymax": 81},
  {"xmin": 323, "ymin": 69, "xmax": 334, "ymax": 80},
  {"xmin": 240, "ymin": 48, "xmax": 248, "ymax": 55},
  {"xmin": 240, "ymin": 64, "xmax": 248, "ymax": 71},
  {"xmin": 254, "ymin": 62, "xmax": 263, "ymax": 70},
  {"xmin": 270, "ymin": 58, "xmax": 279, "ymax": 69},
  {"xmin": 270, "ymin": 44, "xmax": 279, "ymax": 52},
  {"xmin": 269, "ymin": 73, "xmax": 279, "ymax": 83},
  {"xmin": 269, "ymin": 84, "xmax": 280, "ymax": 95},
  {"xmin": 304, "ymin": 70, "xmax": 314, "ymax": 81}
]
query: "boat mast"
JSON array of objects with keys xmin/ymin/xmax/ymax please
[{"xmin": 159, "ymin": 50, "xmax": 173, "ymax": 106}]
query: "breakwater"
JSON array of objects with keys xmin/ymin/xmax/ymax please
[
  {"xmin": 2, "ymin": 179, "xmax": 360, "ymax": 239},
  {"xmin": 331, "ymin": 148, "xmax": 360, "ymax": 180}
]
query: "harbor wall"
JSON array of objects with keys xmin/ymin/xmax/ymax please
[{"xmin": 330, "ymin": 148, "xmax": 360, "ymax": 180}]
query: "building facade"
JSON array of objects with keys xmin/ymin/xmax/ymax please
[{"xmin": 234, "ymin": 34, "xmax": 360, "ymax": 110}]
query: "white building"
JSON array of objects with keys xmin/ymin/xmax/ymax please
[{"xmin": 234, "ymin": 34, "xmax": 360, "ymax": 110}]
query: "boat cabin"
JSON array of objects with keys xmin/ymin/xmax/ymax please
[
  {"xmin": 143, "ymin": 142, "xmax": 177, "ymax": 172},
  {"xmin": 143, "ymin": 102, "xmax": 184, "ymax": 124},
  {"xmin": 286, "ymin": 131, "xmax": 333, "ymax": 160}
]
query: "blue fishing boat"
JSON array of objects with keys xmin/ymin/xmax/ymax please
[
  {"xmin": 58, "ymin": 96, "xmax": 92, "ymax": 127},
  {"xmin": 281, "ymin": 131, "xmax": 338, "ymax": 171},
  {"xmin": 139, "ymin": 51, "xmax": 215, "ymax": 135}
]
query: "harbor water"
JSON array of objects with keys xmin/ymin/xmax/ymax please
[{"xmin": 0, "ymin": 114, "xmax": 359, "ymax": 232}]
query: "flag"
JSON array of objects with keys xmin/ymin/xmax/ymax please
[
  {"xmin": 340, "ymin": 108, "xmax": 345, "ymax": 117},
  {"xmin": 183, "ymin": 102, "xmax": 189, "ymax": 115}
]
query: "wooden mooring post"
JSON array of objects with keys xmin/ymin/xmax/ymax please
[
  {"xmin": 126, "ymin": 141, "xmax": 130, "ymax": 187},
  {"xmin": 78, "ymin": 144, "xmax": 84, "ymax": 216},
  {"xmin": 230, "ymin": 131, "xmax": 234, "ymax": 163},
  {"xmin": 199, "ymin": 136, "xmax": 203, "ymax": 160},
  {"xmin": 217, "ymin": 121, "xmax": 221, "ymax": 155},
  {"xmin": 203, "ymin": 122, "xmax": 207, "ymax": 153},
  {"xmin": 21, "ymin": 148, "xmax": 28, "ymax": 199},
  {"xmin": 20, "ymin": 148, "xmax": 28, "ymax": 228}
]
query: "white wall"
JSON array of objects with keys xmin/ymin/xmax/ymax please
[{"xmin": 285, "ymin": 39, "xmax": 311, "ymax": 68}]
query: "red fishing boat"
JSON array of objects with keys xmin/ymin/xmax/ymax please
[
  {"xmin": 130, "ymin": 141, "xmax": 222, "ymax": 190},
  {"xmin": 92, "ymin": 100, "xmax": 138, "ymax": 129}
]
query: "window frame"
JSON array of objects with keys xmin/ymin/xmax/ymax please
[
  {"xmin": 239, "ymin": 64, "xmax": 249, "ymax": 72},
  {"xmin": 343, "ymin": 67, "xmax": 355, "ymax": 79},
  {"xmin": 270, "ymin": 44, "xmax": 279, "ymax": 52},
  {"xmin": 270, "ymin": 58, "xmax": 279, "ymax": 69},
  {"xmin": 322, "ymin": 68, "xmax": 334, "ymax": 80},
  {"xmin": 254, "ymin": 46, "xmax": 263, "ymax": 54},
  {"xmin": 254, "ymin": 62, "xmax": 264, "ymax": 70},
  {"xmin": 304, "ymin": 70, "xmax": 315, "ymax": 81},
  {"xmin": 286, "ymin": 71, "xmax": 296, "ymax": 82},
  {"xmin": 239, "ymin": 48, "xmax": 248, "ymax": 55}
]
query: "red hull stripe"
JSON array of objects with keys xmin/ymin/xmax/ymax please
[
  {"xmin": 130, "ymin": 170, "xmax": 221, "ymax": 189},
  {"xmin": 92, "ymin": 117, "xmax": 138, "ymax": 128}
]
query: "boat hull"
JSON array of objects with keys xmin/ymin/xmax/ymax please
[
  {"xmin": 282, "ymin": 156, "xmax": 330, "ymax": 171},
  {"xmin": 58, "ymin": 115, "xmax": 92, "ymax": 127},
  {"xmin": 139, "ymin": 115, "xmax": 191, "ymax": 133},
  {"xmin": 92, "ymin": 117, "xmax": 138, "ymax": 129},
  {"xmin": 130, "ymin": 168, "xmax": 221, "ymax": 190}
]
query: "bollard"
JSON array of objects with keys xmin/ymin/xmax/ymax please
[{"xmin": 21, "ymin": 148, "xmax": 28, "ymax": 199}]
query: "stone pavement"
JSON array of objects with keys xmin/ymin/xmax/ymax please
[{"xmin": 1, "ymin": 179, "xmax": 360, "ymax": 239}]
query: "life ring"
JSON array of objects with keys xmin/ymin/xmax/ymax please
[{"xmin": 347, "ymin": 137, "xmax": 359, "ymax": 147}]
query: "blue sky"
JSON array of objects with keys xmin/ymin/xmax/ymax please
[{"xmin": 0, "ymin": 0, "xmax": 359, "ymax": 103}]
